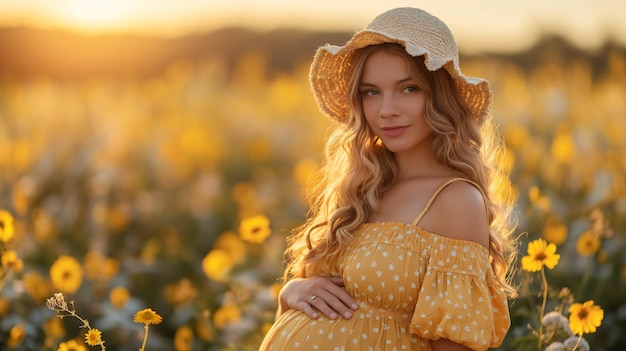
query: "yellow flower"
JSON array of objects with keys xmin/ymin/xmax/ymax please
[
  {"xmin": 84, "ymin": 329, "xmax": 102, "ymax": 346},
  {"xmin": 0, "ymin": 297, "xmax": 10, "ymax": 316},
  {"xmin": 214, "ymin": 231, "xmax": 247, "ymax": 264},
  {"xmin": 33, "ymin": 209, "xmax": 57, "ymax": 242},
  {"xmin": 23, "ymin": 271, "xmax": 53, "ymax": 302},
  {"xmin": 521, "ymin": 238, "xmax": 560, "ymax": 272},
  {"xmin": 7, "ymin": 324, "xmax": 26, "ymax": 348},
  {"xmin": 84, "ymin": 252, "xmax": 120, "ymax": 281},
  {"xmin": 133, "ymin": 308, "xmax": 163, "ymax": 325},
  {"xmin": 213, "ymin": 304, "xmax": 241, "ymax": 329},
  {"xmin": 551, "ymin": 132, "xmax": 575, "ymax": 164},
  {"xmin": 107, "ymin": 205, "xmax": 129, "ymax": 231},
  {"xmin": 569, "ymin": 300, "xmax": 604, "ymax": 335},
  {"xmin": 57, "ymin": 339, "xmax": 87, "ymax": 351},
  {"xmin": 0, "ymin": 209, "xmax": 15, "ymax": 243},
  {"xmin": 528, "ymin": 185, "xmax": 540, "ymax": 203},
  {"xmin": 1, "ymin": 250, "xmax": 24, "ymax": 272},
  {"xmin": 542, "ymin": 222, "xmax": 568, "ymax": 246},
  {"xmin": 174, "ymin": 325, "xmax": 194, "ymax": 351},
  {"xmin": 110, "ymin": 286, "xmax": 130, "ymax": 309},
  {"xmin": 239, "ymin": 215, "xmax": 271, "ymax": 243},
  {"xmin": 202, "ymin": 249, "xmax": 234, "ymax": 282},
  {"xmin": 575, "ymin": 230, "xmax": 601, "ymax": 256},
  {"xmin": 195, "ymin": 318, "xmax": 215, "ymax": 342},
  {"xmin": 528, "ymin": 186, "xmax": 551, "ymax": 211},
  {"xmin": 50, "ymin": 256, "xmax": 84, "ymax": 294},
  {"xmin": 44, "ymin": 317, "xmax": 66, "ymax": 340},
  {"xmin": 164, "ymin": 278, "xmax": 199, "ymax": 306},
  {"xmin": 231, "ymin": 182, "xmax": 257, "ymax": 205}
]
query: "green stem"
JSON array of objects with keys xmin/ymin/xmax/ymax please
[
  {"xmin": 572, "ymin": 334, "xmax": 582, "ymax": 351},
  {"xmin": 69, "ymin": 310, "xmax": 91, "ymax": 329},
  {"xmin": 67, "ymin": 310, "xmax": 106, "ymax": 350},
  {"xmin": 139, "ymin": 325, "xmax": 149, "ymax": 351},
  {"xmin": 538, "ymin": 267, "xmax": 549, "ymax": 349}
]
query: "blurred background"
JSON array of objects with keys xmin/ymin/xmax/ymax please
[{"xmin": 0, "ymin": 1, "xmax": 625, "ymax": 350}]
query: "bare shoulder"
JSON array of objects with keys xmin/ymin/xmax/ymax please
[{"xmin": 419, "ymin": 180, "xmax": 490, "ymax": 248}]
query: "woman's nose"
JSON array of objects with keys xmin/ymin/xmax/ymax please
[{"xmin": 379, "ymin": 94, "xmax": 399, "ymax": 118}]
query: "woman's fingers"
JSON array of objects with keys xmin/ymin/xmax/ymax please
[
  {"xmin": 327, "ymin": 276, "xmax": 346, "ymax": 287},
  {"xmin": 308, "ymin": 292, "xmax": 339, "ymax": 319},
  {"xmin": 280, "ymin": 276, "xmax": 358, "ymax": 320},
  {"xmin": 324, "ymin": 279, "xmax": 358, "ymax": 311},
  {"xmin": 295, "ymin": 299, "xmax": 320, "ymax": 319},
  {"xmin": 312, "ymin": 289, "xmax": 354, "ymax": 319}
]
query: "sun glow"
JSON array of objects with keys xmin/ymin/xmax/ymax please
[{"xmin": 61, "ymin": 0, "xmax": 134, "ymax": 32}]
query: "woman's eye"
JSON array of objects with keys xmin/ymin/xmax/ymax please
[
  {"xmin": 361, "ymin": 89, "xmax": 379, "ymax": 96},
  {"xmin": 403, "ymin": 86, "xmax": 418, "ymax": 93}
]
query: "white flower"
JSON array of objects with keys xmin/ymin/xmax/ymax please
[
  {"xmin": 542, "ymin": 311, "xmax": 573, "ymax": 341},
  {"xmin": 545, "ymin": 342, "xmax": 566, "ymax": 351},
  {"xmin": 563, "ymin": 336, "xmax": 589, "ymax": 351}
]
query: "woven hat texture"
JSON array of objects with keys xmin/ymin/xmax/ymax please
[{"xmin": 309, "ymin": 7, "xmax": 492, "ymax": 124}]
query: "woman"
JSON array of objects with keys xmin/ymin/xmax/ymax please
[{"xmin": 260, "ymin": 7, "xmax": 517, "ymax": 351}]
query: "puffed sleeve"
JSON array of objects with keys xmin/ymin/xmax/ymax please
[{"xmin": 410, "ymin": 235, "xmax": 510, "ymax": 351}]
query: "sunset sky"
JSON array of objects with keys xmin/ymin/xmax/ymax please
[{"xmin": 1, "ymin": 0, "xmax": 625, "ymax": 53}]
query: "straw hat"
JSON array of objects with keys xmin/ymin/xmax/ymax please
[{"xmin": 309, "ymin": 7, "xmax": 492, "ymax": 124}]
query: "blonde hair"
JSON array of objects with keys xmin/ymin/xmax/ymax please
[{"xmin": 285, "ymin": 43, "xmax": 517, "ymax": 297}]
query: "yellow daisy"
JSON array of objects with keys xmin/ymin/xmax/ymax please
[
  {"xmin": 575, "ymin": 230, "xmax": 601, "ymax": 256},
  {"xmin": 0, "ymin": 297, "xmax": 10, "ymax": 317},
  {"xmin": 213, "ymin": 304, "xmax": 241, "ymax": 329},
  {"xmin": 569, "ymin": 300, "xmax": 604, "ymax": 335},
  {"xmin": 164, "ymin": 278, "xmax": 199, "ymax": 306},
  {"xmin": 0, "ymin": 209, "xmax": 15, "ymax": 243},
  {"xmin": 195, "ymin": 318, "xmax": 215, "ymax": 342},
  {"xmin": 50, "ymin": 256, "xmax": 84, "ymax": 294},
  {"xmin": 239, "ymin": 215, "xmax": 271, "ymax": 244},
  {"xmin": 7, "ymin": 324, "xmax": 26, "ymax": 348},
  {"xmin": 57, "ymin": 339, "xmax": 87, "ymax": 351},
  {"xmin": 202, "ymin": 249, "xmax": 234, "ymax": 282},
  {"xmin": 521, "ymin": 238, "xmax": 560, "ymax": 272},
  {"xmin": 1, "ymin": 250, "xmax": 24, "ymax": 272},
  {"xmin": 214, "ymin": 231, "xmax": 247, "ymax": 264},
  {"xmin": 44, "ymin": 317, "xmax": 65, "ymax": 340},
  {"xmin": 542, "ymin": 222, "xmax": 568, "ymax": 246},
  {"xmin": 173, "ymin": 325, "xmax": 194, "ymax": 351},
  {"xmin": 84, "ymin": 329, "xmax": 103, "ymax": 346},
  {"xmin": 109, "ymin": 286, "xmax": 130, "ymax": 309},
  {"xmin": 133, "ymin": 308, "xmax": 163, "ymax": 325},
  {"xmin": 23, "ymin": 272, "xmax": 53, "ymax": 303}
]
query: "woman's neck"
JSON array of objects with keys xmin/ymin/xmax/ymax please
[{"xmin": 394, "ymin": 147, "xmax": 454, "ymax": 181}]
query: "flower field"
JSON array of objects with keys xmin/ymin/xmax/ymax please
[{"xmin": 0, "ymin": 33, "xmax": 625, "ymax": 350}]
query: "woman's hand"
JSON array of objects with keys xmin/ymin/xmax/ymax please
[{"xmin": 277, "ymin": 276, "xmax": 358, "ymax": 320}]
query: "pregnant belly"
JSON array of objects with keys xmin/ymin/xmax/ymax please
[{"xmin": 259, "ymin": 305, "xmax": 423, "ymax": 350}]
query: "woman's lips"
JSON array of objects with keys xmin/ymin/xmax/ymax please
[{"xmin": 381, "ymin": 126, "xmax": 408, "ymax": 137}]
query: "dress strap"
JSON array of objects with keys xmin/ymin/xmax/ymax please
[{"xmin": 411, "ymin": 177, "xmax": 483, "ymax": 226}]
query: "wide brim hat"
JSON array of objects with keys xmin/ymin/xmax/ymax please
[{"xmin": 309, "ymin": 7, "xmax": 492, "ymax": 124}]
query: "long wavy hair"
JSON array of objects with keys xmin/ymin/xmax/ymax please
[{"xmin": 284, "ymin": 43, "xmax": 517, "ymax": 297}]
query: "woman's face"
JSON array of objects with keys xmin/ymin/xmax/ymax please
[{"xmin": 359, "ymin": 50, "xmax": 433, "ymax": 156}]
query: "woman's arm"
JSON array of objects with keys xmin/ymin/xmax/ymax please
[
  {"xmin": 276, "ymin": 276, "xmax": 358, "ymax": 320},
  {"xmin": 422, "ymin": 181, "xmax": 491, "ymax": 351}
]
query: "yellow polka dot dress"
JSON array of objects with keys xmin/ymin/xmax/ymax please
[{"xmin": 260, "ymin": 180, "xmax": 510, "ymax": 351}]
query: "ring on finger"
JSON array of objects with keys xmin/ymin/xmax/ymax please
[{"xmin": 308, "ymin": 295, "xmax": 318, "ymax": 304}]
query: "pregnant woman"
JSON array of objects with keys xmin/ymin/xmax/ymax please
[{"xmin": 259, "ymin": 7, "xmax": 518, "ymax": 351}]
